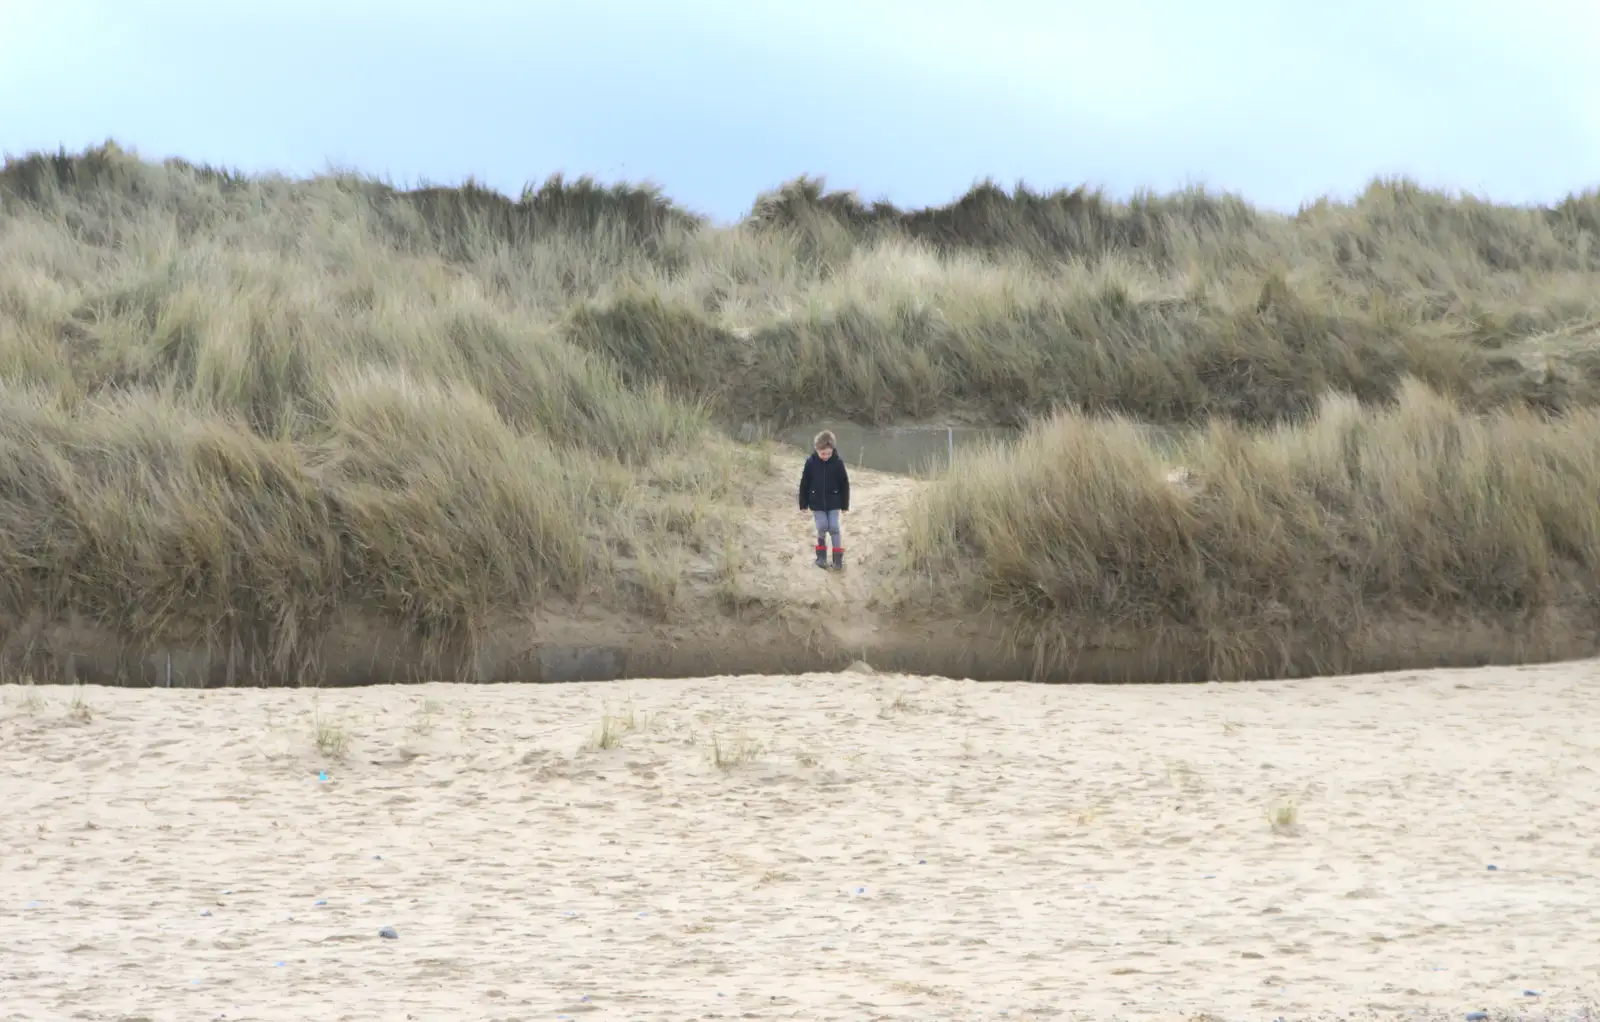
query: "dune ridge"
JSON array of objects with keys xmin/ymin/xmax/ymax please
[{"xmin": 4, "ymin": 144, "xmax": 1600, "ymax": 683}]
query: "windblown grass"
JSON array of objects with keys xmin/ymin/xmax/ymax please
[
  {"xmin": 904, "ymin": 379, "xmax": 1600, "ymax": 677},
  {"xmin": 2, "ymin": 142, "xmax": 1600, "ymax": 683},
  {"xmin": 0, "ymin": 145, "xmax": 755, "ymax": 681}
]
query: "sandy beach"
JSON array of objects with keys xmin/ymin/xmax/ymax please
[{"xmin": 3, "ymin": 663, "xmax": 1599, "ymax": 1021}]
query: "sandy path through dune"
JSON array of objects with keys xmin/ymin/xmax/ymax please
[
  {"xmin": 3, "ymin": 663, "xmax": 1599, "ymax": 1021},
  {"xmin": 731, "ymin": 463, "xmax": 917, "ymax": 650}
]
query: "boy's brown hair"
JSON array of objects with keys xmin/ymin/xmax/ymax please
[{"xmin": 813, "ymin": 430, "xmax": 837, "ymax": 451}]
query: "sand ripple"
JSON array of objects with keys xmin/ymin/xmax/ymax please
[{"xmin": 3, "ymin": 663, "xmax": 1599, "ymax": 1020}]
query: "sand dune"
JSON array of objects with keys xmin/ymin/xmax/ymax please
[{"xmin": 3, "ymin": 663, "xmax": 1599, "ymax": 1020}]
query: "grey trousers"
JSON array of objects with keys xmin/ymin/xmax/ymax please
[{"xmin": 812, "ymin": 509, "xmax": 842, "ymax": 551}]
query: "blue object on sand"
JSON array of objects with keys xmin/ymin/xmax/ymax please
[
  {"xmin": 1486, "ymin": 864, "xmax": 1498, "ymax": 871},
  {"xmin": 318, "ymin": 770, "xmax": 328, "ymax": 782},
  {"xmin": 1466, "ymin": 1013, "xmax": 1488, "ymax": 1020}
]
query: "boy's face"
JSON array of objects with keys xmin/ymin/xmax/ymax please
[{"xmin": 817, "ymin": 445, "xmax": 833, "ymax": 460}]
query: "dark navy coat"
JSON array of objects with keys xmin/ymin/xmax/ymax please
[{"xmin": 798, "ymin": 451, "xmax": 850, "ymax": 512}]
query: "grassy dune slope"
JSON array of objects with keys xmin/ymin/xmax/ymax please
[
  {"xmin": 3, "ymin": 142, "xmax": 1600, "ymax": 682},
  {"xmin": 904, "ymin": 383, "xmax": 1600, "ymax": 676}
]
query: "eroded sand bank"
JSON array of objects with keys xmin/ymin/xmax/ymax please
[
  {"xmin": 12, "ymin": 466, "xmax": 1600, "ymax": 690},
  {"xmin": 3, "ymin": 662, "xmax": 1599, "ymax": 1020}
]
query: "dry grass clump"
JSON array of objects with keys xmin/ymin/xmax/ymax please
[
  {"xmin": 1267, "ymin": 796, "xmax": 1302, "ymax": 836},
  {"xmin": 584, "ymin": 699, "xmax": 647, "ymax": 752},
  {"xmin": 905, "ymin": 379, "xmax": 1600, "ymax": 677},
  {"xmin": 313, "ymin": 712, "xmax": 351, "ymax": 760},
  {"xmin": 0, "ymin": 145, "xmax": 756, "ymax": 683},
  {"xmin": 708, "ymin": 729, "xmax": 765, "ymax": 771}
]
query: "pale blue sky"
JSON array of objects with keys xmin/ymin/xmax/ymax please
[{"xmin": 3, "ymin": 0, "xmax": 1597, "ymax": 222}]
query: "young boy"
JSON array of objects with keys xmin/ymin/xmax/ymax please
[{"xmin": 798, "ymin": 430, "xmax": 850, "ymax": 570}]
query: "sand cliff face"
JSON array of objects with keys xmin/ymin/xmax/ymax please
[
  {"xmin": 4, "ymin": 663, "xmax": 1598, "ymax": 1019},
  {"xmin": 7, "ymin": 466, "xmax": 1598, "ymax": 688}
]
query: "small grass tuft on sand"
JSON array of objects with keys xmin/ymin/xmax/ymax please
[
  {"xmin": 66, "ymin": 686, "xmax": 93, "ymax": 725},
  {"xmin": 584, "ymin": 700, "xmax": 646, "ymax": 752},
  {"xmin": 408, "ymin": 699, "xmax": 446, "ymax": 737},
  {"xmin": 1268, "ymin": 796, "xmax": 1302, "ymax": 835},
  {"xmin": 14, "ymin": 680, "xmax": 46, "ymax": 715},
  {"xmin": 877, "ymin": 690, "xmax": 916, "ymax": 718},
  {"xmin": 709, "ymin": 730, "xmax": 764, "ymax": 771},
  {"xmin": 313, "ymin": 712, "xmax": 351, "ymax": 760}
]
